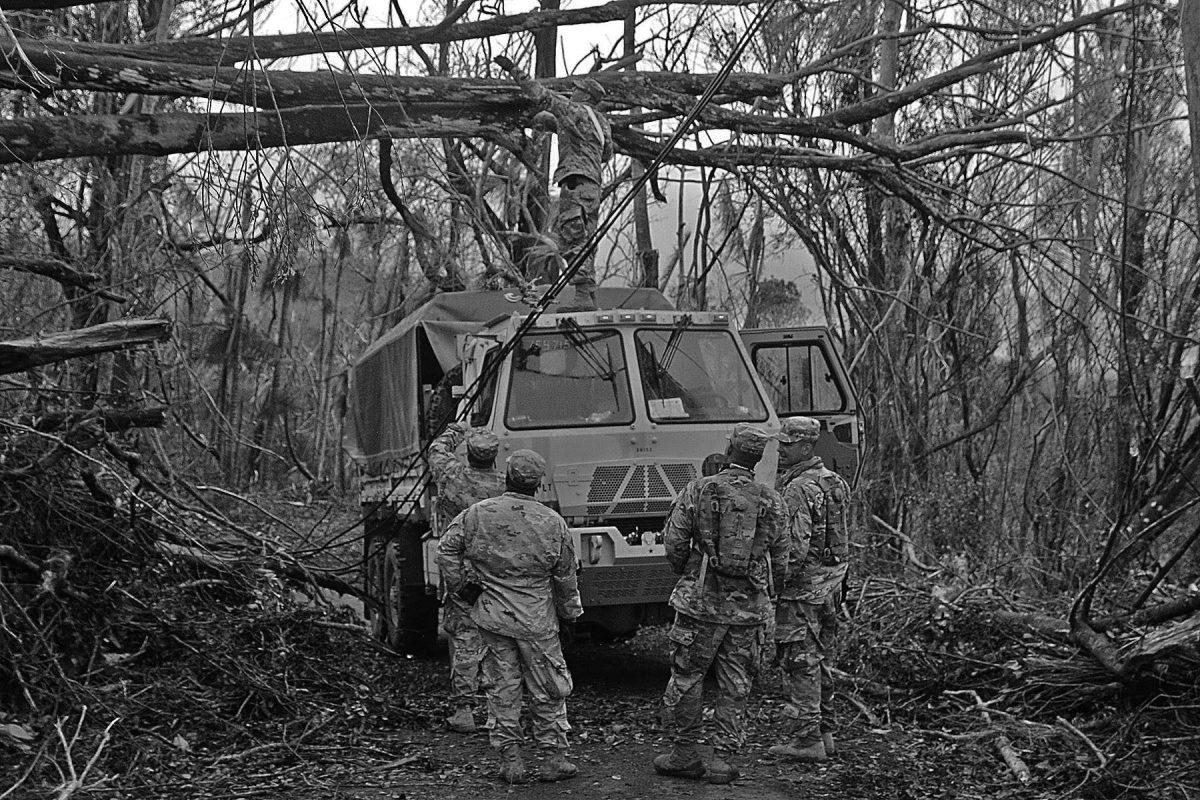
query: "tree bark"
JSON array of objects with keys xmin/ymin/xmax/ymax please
[
  {"xmin": 0, "ymin": 42, "xmax": 788, "ymax": 109},
  {"xmin": 0, "ymin": 318, "xmax": 170, "ymax": 374},
  {"xmin": 0, "ymin": 104, "xmax": 518, "ymax": 165}
]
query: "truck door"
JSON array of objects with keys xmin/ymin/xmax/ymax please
[{"xmin": 739, "ymin": 327, "xmax": 863, "ymax": 487}]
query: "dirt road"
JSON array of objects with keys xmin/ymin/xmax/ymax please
[{"xmin": 272, "ymin": 633, "xmax": 1018, "ymax": 800}]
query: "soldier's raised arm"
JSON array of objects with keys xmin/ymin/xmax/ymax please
[
  {"xmin": 494, "ymin": 55, "xmax": 554, "ymax": 107},
  {"xmin": 428, "ymin": 420, "xmax": 468, "ymax": 483},
  {"xmin": 436, "ymin": 508, "xmax": 471, "ymax": 594},
  {"xmin": 551, "ymin": 519, "xmax": 584, "ymax": 622},
  {"xmin": 662, "ymin": 483, "xmax": 698, "ymax": 574}
]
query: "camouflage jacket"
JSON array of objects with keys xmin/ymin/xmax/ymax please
[
  {"xmin": 663, "ymin": 465, "xmax": 789, "ymax": 625},
  {"xmin": 436, "ymin": 492, "xmax": 583, "ymax": 640},
  {"xmin": 776, "ymin": 456, "xmax": 851, "ymax": 602},
  {"xmin": 427, "ymin": 422, "xmax": 505, "ymax": 537},
  {"xmin": 520, "ymin": 82, "xmax": 612, "ymax": 185}
]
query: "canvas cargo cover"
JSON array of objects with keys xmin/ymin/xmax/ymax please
[{"xmin": 349, "ymin": 287, "xmax": 672, "ymax": 469}]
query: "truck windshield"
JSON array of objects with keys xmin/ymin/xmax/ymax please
[
  {"xmin": 505, "ymin": 329, "xmax": 634, "ymax": 429},
  {"xmin": 635, "ymin": 328, "xmax": 769, "ymax": 422}
]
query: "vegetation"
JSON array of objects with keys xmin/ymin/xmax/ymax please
[{"xmin": 0, "ymin": 0, "xmax": 1197, "ymax": 796}]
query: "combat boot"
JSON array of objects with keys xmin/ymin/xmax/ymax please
[
  {"xmin": 497, "ymin": 744, "xmax": 528, "ymax": 784},
  {"xmin": 446, "ymin": 706, "xmax": 477, "ymax": 734},
  {"xmin": 822, "ymin": 731, "xmax": 837, "ymax": 757},
  {"xmin": 705, "ymin": 754, "xmax": 740, "ymax": 785},
  {"xmin": 652, "ymin": 748, "xmax": 705, "ymax": 779},
  {"xmin": 768, "ymin": 737, "xmax": 828, "ymax": 763},
  {"xmin": 539, "ymin": 748, "xmax": 579, "ymax": 782}
]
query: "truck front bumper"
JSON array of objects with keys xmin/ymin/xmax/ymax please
[{"xmin": 572, "ymin": 526, "xmax": 677, "ymax": 607}]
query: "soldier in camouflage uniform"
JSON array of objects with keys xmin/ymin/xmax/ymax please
[
  {"xmin": 768, "ymin": 417, "xmax": 852, "ymax": 763},
  {"xmin": 436, "ymin": 450, "xmax": 584, "ymax": 785},
  {"xmin": 653, "ymin": 424, "xmax": 789, "ymax": 784},
  {"xmin": 429, "ymin": 422, "xmax": 505, "ymax": 734},
  {"xmin": 494, "ymin": 55, "xmax": 613, "ymax": 310}
]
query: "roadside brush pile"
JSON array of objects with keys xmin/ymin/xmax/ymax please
[
  {"xmin": 837, "ymin": 566, "xmax": 1200, "ymax": 796},
  {"xmin": 0, "ymin": 417, "xmax": 426, "ymax": 798}
]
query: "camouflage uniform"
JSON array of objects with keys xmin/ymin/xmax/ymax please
[
  {"xmin": 430, "ymin": 423, "xmax": 504, "ymax": 716},
  {"xmin": 436, "ymin": 451, "xmax": 583, "ymax": 760},
  {"xmin": 774, "ymin": 417, "xmax": 851, "ymax": 753},
  {"xmin": 656, "ymin": 424, "xmax": 789, "ymax": 781},
  {"xmin": 495, "ymin": 57, "xmax": 612, "ymax": 302}
]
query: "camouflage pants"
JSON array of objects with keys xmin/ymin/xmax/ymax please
[
  {"xmin": 662, "ymin": 613, "xmax": 761, "ymax": 760},
  {"xmin": 443, "ymin": 600, "xmax": 486, "ymax": 707},
  {"xmin": 775, "ymin": 592, "xmax": 840, "ymax": 744},
  {"xmin": 554, "ymin": 176, "xmax": 601, "ymax": 289},
  {"xmin": 479, "ymin": 629, "xmax": 573, "ymax": 751}
]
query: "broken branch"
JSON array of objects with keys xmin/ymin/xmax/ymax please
[{"xmin": 0, "ymin": 318, "xmax": 170, "ymax": 375}]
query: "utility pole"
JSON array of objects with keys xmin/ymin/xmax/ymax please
[
  {"xmin": 625, "ymin": 9, "xmax": 658, "ymax": 289},
  {"xmin": 525, "ymin": 0, "xmax": 558, "ymax": 282}
]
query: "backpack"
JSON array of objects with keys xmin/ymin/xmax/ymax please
[
  {"xmin": 811, "ymin": 470, "xmax": 850, "ymax": 566},
  {"xmin": 698, "ymin": 476, "xmax": 767, "ymax": 578}
]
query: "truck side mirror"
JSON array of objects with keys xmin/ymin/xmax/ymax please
[{"xmin": 455, "ymin": 334, "xmax": 500, "ymax": 402}]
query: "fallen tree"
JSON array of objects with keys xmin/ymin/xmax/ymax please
[
  {"xmin": 0, "ymin": 318, "xmax": 170, "ymax": 375},
  {"xmin": 0, "ymin": 1, "xmax": 1136, "ymax": 176}
]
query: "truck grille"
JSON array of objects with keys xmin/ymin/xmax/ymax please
[
  {"xmin": 587, "ymin": 463, "xmax": 695, "ymax": 517},
  {"xmin": 587, "ymin": 466, "xmax": 630, "ymax": 504},
  {"xmin": 661, "ymin": 463, "xmax": 696, "ymax": 492}
]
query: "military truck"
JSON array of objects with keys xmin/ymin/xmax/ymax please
[{"xmin": 348, "ymin": 287, "xmax": 861, "ymax": 652}]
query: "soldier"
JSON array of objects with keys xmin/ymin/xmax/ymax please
[
  {"xmin": 428, "ymin": 422, "xmax": 505, "ymax": 734},
  {"xmin": 768, "ymin": 417, "xmax": 852, "ymax": 763},
  {"xmin": 653, "ymin": 424, "xmax": 789, "ymax": 784},
  {"xmin": 436, "ymin": 450, "xmax": 584, "ymax": 784},
  {"xmin": 494, "ymin": 55, "xmax": 613, "ymax": 310}
]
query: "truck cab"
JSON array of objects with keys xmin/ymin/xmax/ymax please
[{"xmin": 349, "ymin": 288, "xmax": 859, "ymax": 652}]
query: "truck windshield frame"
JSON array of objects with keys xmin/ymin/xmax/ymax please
[
  {"xmin": 504, "ymin": 328, "xmax": 635, "ymax": 430},
  {"xmin": 634, "ymin": 327, "xmax": 769, "ymax": 424}
]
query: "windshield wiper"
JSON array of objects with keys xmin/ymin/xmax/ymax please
[
  {"xmin": 659, "ymin": 314, "xmax": 693, "ymax": 375},
  {"xmin": 558, "ymin": 319, "xmax": 617, "ymax": 383}
]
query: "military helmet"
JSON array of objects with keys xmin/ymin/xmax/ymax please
[
  {"xmin": 727, "ymin": 423, "xmax": 769, "ymax": 458},
  {"xmin": 465, "ymin": 428, "xmax": 500, "ymax": 461},
  {"xmin": 777, "ymin": 416, "xmax": 821, "ymax": 444},
  {"xmin": 506, "ymin": 449, "xmax": 547, "ymax": 488}
]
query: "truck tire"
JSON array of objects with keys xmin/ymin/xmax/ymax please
[
  {"xmin": 366, "ymin": 535, "xmax": 389, "ymax": 642},
  {"xmin": 383, "ymin": 533, "xmax": 439, "ymax": 655}
]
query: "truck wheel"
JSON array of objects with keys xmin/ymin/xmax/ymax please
[
  {"xmin": 383, "ymin": 538, "xmax": 439, "ymax": 654},
  {"xmin": 367, "ymin": 536, "xmax": 389, "ymax": 642}
]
